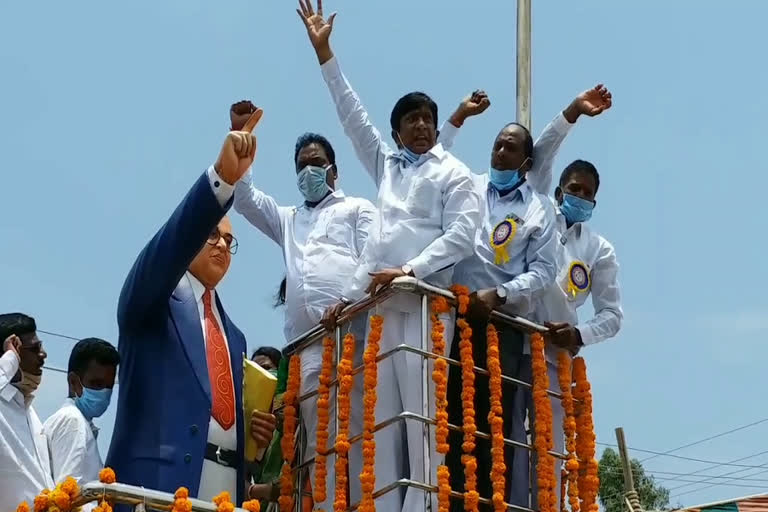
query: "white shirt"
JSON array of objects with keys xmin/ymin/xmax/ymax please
[
  {"xmin": 521, "ymin": 114, "xmax": 623, "ymax": 345},
  {"xmin": 43, "ymin": 399, "xmax": 102, "ymax": 485},
  {"xmin": 234, "ymin": 173, "xmax": 376, "ymax": 341},
  {"xmin": 0, "ymin": 350, "xmax": 54, "ymax": 510},
  {"xmin": 438, "ymin": 123, "xmax": 558, "ymax": 313},
  {"xmin": 195, "ymin": 168, "xmax": 239, "ymax": 501},
  {"xmin": 320, "ymin": 56, "xmax": 481, "ymax": 293}
]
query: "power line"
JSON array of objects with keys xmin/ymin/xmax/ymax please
[
  {"xmin": 597, "ymin": 442, "xmax": 768, "ymax": 469},
  {"xmin": 38, "ymin": 329, "xmax": 80, "ymax": 342},
  {"xmin": 639, "ymin": 418, "xmax": 768, "ymax": 464}
]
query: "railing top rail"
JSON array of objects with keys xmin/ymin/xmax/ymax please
[
  {"xmin": 282, "ymin": 276, "xmax": 547, "ymax": 356},
  {"xmin": 77, "ymin": 482, "xmax": 247, "ymax": 512}
]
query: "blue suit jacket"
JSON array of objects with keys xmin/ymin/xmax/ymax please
[{"xmin": 106, "ymin": 172, "xmax": 247, "ymax": 503}]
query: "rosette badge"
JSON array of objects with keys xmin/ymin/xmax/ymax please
[
  {"xmin": 490, "ymin": 217, "xmax": 517, "ymax": 264},
  {"xmin": 566, "ymin": 261, "xmax": 590, "ymax": 297}
]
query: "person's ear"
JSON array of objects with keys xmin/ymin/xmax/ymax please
[
  {"xmin": 555, "ymin": 186, "xmax": 564, "ymax": 204},
  {"xmin": 68, "ymin": 372, "xmax": 83, "ymax": 398}
]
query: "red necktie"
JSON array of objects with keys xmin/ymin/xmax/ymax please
[{"xmin": 203, "ymin": 290, "xmax": 235, "ymax": 430}]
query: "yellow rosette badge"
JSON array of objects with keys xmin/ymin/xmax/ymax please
[
  {"xmin": 566, "ymin": 261, "xmax": 590, "ymax": 297},
  {"xmin": 490, "ymin": 217, "xmax": 517, "ymax": 264}
]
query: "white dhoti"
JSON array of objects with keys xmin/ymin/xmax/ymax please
[
  {"xmin": 368, "ymin": 294, "xmax": 454, "ymax": 512},
  {"xmin": 299, "ymin": 318, "xmax": 366, "ymax": 510}
]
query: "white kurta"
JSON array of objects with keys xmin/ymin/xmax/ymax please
[
  {"xmin": 0, "ymin": 350, "xmax": 54, "ymax": 511},
  {"xmin": 234, "ymin": 178, "xmax": 375, "ymax": 508},
  {"xmin": 43, "ymin": 398, "xmax": 103, "ymax": 485},
  {"xmin": 320, "ymin": 55, "xmax": 481, "ymax": 512}
]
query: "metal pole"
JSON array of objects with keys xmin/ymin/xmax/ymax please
[
  {"xmin": 615, "ymin": 427, "xmax": 635, "ymax": 493},
  {"xmin": 516, "ymin": 0, "xmax": 532, "ymax": 130},
  {"xmin": 421, "ymin": 293, "xmax": 432, "ymax": 512}
]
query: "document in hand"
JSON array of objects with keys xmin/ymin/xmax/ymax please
[{"xmin": 243, "ymin": 357, "xmax": 278, "ymax": 462}]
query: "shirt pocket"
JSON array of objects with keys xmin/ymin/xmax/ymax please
[
  {"xmin": 325, "ymin": 222, "xmax": 352, "ymax": 247},
  {"xmin": 406, "ymin": 176, "xmax": 442, "ymax": 218}
]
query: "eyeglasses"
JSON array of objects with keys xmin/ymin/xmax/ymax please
[{"xmin": 206, "ymin": 227, "xmax": 238, "ymax": 255}]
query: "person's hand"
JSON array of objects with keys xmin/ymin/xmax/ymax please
[
  {"xmin": 449, "ymin": 90, "xmax": 491, "ymax": 127},
  {"xmin": 321, "ymin": 301, "xmax": 347, "ymax": 331},
  {"xmin": 563, "ymin": 84, "xmax": 612, "ymax": 123},
  {"xmin": 215, "ymin": 109, "xmax": 263, "ymax": 185},
  {"xmin": 250, "ymin": 410, "xmax": 277, "ymax": 446},
  {"xmin": 297, "ymin": 0, "xmax": 336, "ymax": 64},
  {"xmin": 365, "ymin": 267, "xmax": 407, "ymax": 296},
  {"xmin": 467, "ymin": 288, "xmax": 503, "ymax": 322},
  {"xmin": 545, "ymin": 322, "xmax": 583, "ymax": 354},
  {"xmin": 3, "ymin": 335, "xmax": 21, "ymax": 359},
  {"xmin": 230, "ymin": 100, "xmax": 258, "ymax": 131}
]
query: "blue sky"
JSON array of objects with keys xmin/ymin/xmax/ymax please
[{"xmin": 1, "ymin": 0, "xmax": 767, "ymax": 507}]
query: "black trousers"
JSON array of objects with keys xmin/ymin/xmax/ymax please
[{"xmin": 446, "ymin": 318, "xmax": 525, "ymax": 512}]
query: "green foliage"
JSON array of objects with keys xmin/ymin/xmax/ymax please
[{"xmin": 599, "ymin": 447, "xmax": 671, "ymax": 512}]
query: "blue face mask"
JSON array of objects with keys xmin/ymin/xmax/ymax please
[
  {"xmin": 297, "ymin": 165, "xmax": 332, "ymax": 203},
  {"xmin": 399, "ymin": 146, "xmax": 421, "ymax": 166},
  {"xmin": 489, "ymin": 167, "xmax": 524, "ymax": 192},
  {"xmin": 74, "ymin": 387, "xmax": 113, "ymax": 420},
  {"xmin": 560, "ymin": 193, "xmax": 595, "ymax": 223}
]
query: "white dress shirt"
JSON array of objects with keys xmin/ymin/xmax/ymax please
[
  {"xmin": 320, "ymin": 56, "xmax": 481, "ymax": 295},
  {"xmin": 234, "ymin": 172, "xmax": 376, "ymax": 341},
  {"xmin": 43, "ymin": 399, "xmax": 102, "ymax": 485},
  {"xmin": 0, "ymin": 350, "xmax": 54, "ymax": 510},
  {"xmin": 195, "ymin": 167, "xmax": 238, "ymax": 501}
]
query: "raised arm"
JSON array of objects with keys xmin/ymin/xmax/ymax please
[
  {"xmin": 438, "ymin": 90, "xmax": 491, "ymax": 151},
  {"xmin": 298, "ymin": 0, "xmax": 391, "ymax": 186},
  {"xmin": 577, "ymin": 240, "xmax": 623, "ymax": 345},
  {"xmin": 234, "ymin": 169, "xmax": 289, "ymax": 246},
  {"xmin": 527, "ymin": 85, "xmax": 612, "ymax": 194},
  {"xmin": 353, "ymin": 199, "xmax": 377, "ymax": 258},
  {"xmin": 118, "ymin": 112, "xmax": 262, "ymax": 330}
]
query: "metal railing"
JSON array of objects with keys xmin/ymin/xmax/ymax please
[
  {"xmin": 281, "ymin": 277, "xmax": 566, "ymax": 512},
  {"xmin": 75, "ymin": 482, "xmax": 247, "ymax": 512}
]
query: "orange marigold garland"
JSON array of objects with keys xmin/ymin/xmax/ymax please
[
  {"xmin": 531, "ymin": 332, "xmax": 556, "ymax": 512},
  {"xmin": 242, "ymin": 500, "xmax": 261, "ymax": 512},
  {"xmin": 450, "ymin": 284, "xmax": 479, "ymax": 512},
  {"xmin": 359, "ymin": 315, "xmax": 383, "ymax": 512},
  {"xmin": 172, "ymin": 487, "xmax": 193, "ymax": 512},
  {"xmin": 33, "ymin": 491, "xmax": 50, "ymax": 512},
  {"xmin": 334, "ymin": 332, "xmax": 356, "ymax": 512},
  {"xmin": 557, "ymin": 352, "xmax": 580, "ymax": 512},
  {"xmin": 486, "ymin": 323, "xmax": 506, "ymax": 512},
  {"xmin": 314, "ymin": 336, "xmax": 335, "ymax": 504},
  {"xmin": 279, "ymin": 355, "xmax": 301, "ymax": 512},
  {"xmin": 573, "ymin": 357, "xmax": 599, "ymax": 512},
  {"xmin": 213, "ymin": 492, "xmax": 235, "ymax": 512},
  {"xmin": 431, "ymin": 296, "xmax": 452, "ymax": 512},
  {"xmin": 17, "ymin": 502, "xmax": 30, "ymax": 512},
  {"xmin": 98, "ymin": 467, "xmax": 116, "ymax": 484}
]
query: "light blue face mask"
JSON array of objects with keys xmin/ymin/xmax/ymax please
[
  {"xmin": 560, "ymin": 193, "xmax": 595, "ymax": 223},
  {"xmin": 269, "ymin": 369, "xmax": 278, "ymax": 378},
  {"xmin": 297, "ymin": 165, "xmax": 332, "ymax": 203},
  {"xmin": 74, "ymin": 386, "xmax": 113, "ymax": 420},
  {"xmin": 489, "ymin": 167, "xmax": 524, "ymax": 192}
]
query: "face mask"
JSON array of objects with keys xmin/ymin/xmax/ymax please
[
  {"xmin": 74, "ymin": 386, "xmax": 113, "ymax": 420},
  {"xmin": 13, "ymin": 371, "xmax": 42, "ymax": 398},
  {"xmin": 489, "ymin": 167, "xmax": 524, "ymax": 193},
  {"xmin": 396, "ymin": 133, "xmax": 425, "ymax": 167},
  {"xmin": 297, "ymin": 165, "xmax": 332, "ymax": 203},
  {"xmin": 560, "ymin": 193, "xmax": 595, "ymax": 223},
  {"xmin": 269, "ymin": 369, "xmax": 278, "ymax": 378}
]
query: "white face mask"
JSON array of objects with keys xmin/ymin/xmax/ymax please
[
  {"xmin": 13, "ymin": 371, "xmax": 42, "ymax": 398},
  {"xmin": 296, "ymin": 165, "xmax": 333, "ymax": 202}
]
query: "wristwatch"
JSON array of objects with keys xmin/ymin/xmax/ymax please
[
  {"xmin": 401, "ymin": 264, "xmax": 414, "ymax": 276},
  {"xmin": 495, "ymin": 285, "xmax": 507, "ymax": 304}
]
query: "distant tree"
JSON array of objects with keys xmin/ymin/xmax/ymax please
[{"xmin": 599, "ymin": 447, "xmax": 671, "ymax": 512}]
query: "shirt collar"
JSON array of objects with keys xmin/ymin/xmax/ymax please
[
  {"xmin": 488, "ymin": 181, "xmax": 531, "ymax": 202},
  {"xmin": 301, "ymin": 189, "xmax": 346, "ymax": 210},
  {"xmin": 64, "ymin": 397, "xmax": 99, "ymax": 436},
  {"xmin": 1, "ymin": 383, "xmax": 25, "ymax": 407},
  {"xmin": 555, "ymin": 205, "xmax": 584, "ymax": 237},
  {"xmin": 186, "ymin": 271, "xmax": 214, "ymax": 305}
]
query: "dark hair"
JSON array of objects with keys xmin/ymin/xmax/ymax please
[
  {"xmin": 502, "ymin": 122, "xmax": 534, "ymax": 158},
  {"xmin": 274, "ymin": 277, "xmax": 287, "ymax": 308},
  {"xmin": 294, "ymin": 133, "xmax": 336, "ymax": 169},
  {"xmin": 251, "ymin": 346, "xmax": 282, "ymax": 368},
  {"xmin": 67, "ymin": 338, "xmax": 120, "ymax": 376},
  {"xmin": 559, "ymin": 159, "xmax": 601, "ymax": 192},
  {"xmin": 390, "ymin": 92, "xmax": 438, "ymax": 132},
  {"xmin": 0, "ymin": 313, "xmax": 36, "ymax": 342}
]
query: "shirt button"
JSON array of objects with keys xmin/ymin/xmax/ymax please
[
  {"xmin": 190, "ymin": 425, "xmax": 199, "ymax": 435},
  {"xmin": 184, "ymin": 454, "xmax": 192, "ymax": 464},
  {"xmin": 214, "ymin": 181, "xmax": 220, "ymax": 188}
]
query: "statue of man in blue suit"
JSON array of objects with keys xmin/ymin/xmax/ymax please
[{"xmin": 106, "ymin": 112, "xmax": 277, "ymax": 504}]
